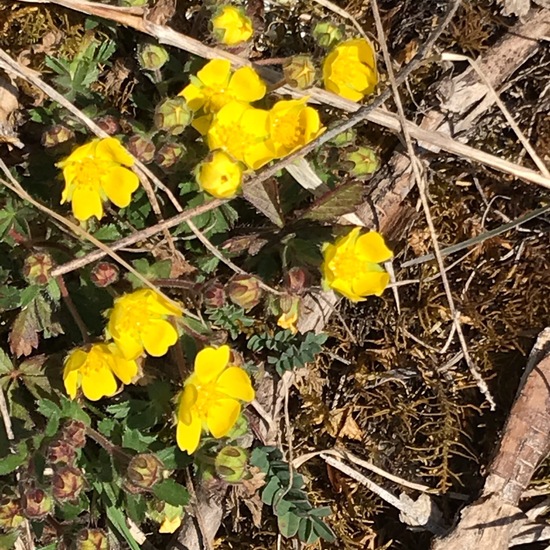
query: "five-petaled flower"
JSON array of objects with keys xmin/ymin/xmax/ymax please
[
  {"xmin": 180, "ymin": 59, "xmax": 265, "ymax": 134},
  {"xmin": 321, "ymin": 227, "xmax": 392, "ymax": 301},
  {"xmin": 63, "ymin": 343, "xmax": 138, "ymax": 401},
  {"xmin": 208, "ymin": 101, "xmax": 274, "ymax": 170},
  {"xmin": 197, "ymin": 150, "xmax": 244, "ymax": 198},
  {"xmin": 176, "ymin": 345, "xmax": 255, "ymax": 454},
  {"xmin": 107, "ymin": 289, "xmax": 182, "ymax": 360},
  {"xmin": 212, "ymin": 5, "xmax": 253, "ymax": 46},
  {"xmin": 266, "ymin": 98, "xmax": 324, "ymax": 159},
  {"xmin": 323, "ymin": 38, "xmax": 378, "ymax": 102},
  {"xmin": 58, "ymin": 137, "xmax": 139, "ymax": 221}
]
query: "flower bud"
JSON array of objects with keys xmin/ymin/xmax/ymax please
[
  {"xmin": 47, "ymin": 438, "xmax": 77, "ymax": 465},
  {"xmin": 313, "ymin": 20, "xmax": 344, "ymax": 49},
  {"xmin": 52, "ymin": 465, "xmax": 85, "ymax": 503},
  {"xmin": 212, "ymin": 6, "xmax": 253, "ymax": 46},
  {"xmin": 90, "ymin": 262, "xmax": 120, "ymax": 288},
  {"xmin": 126, "ymin": 135, "xmax": 156, "ymax": 164},
  {"xmin": 95, "ymin": 115, "xmax": 121, "ymax": 136},
  {"xmin": 329, "ymin": 127, "xmax": 357, "ymax": 147},
  {"xmin": 126, "ymin": 454, "xmax": 164, "ymax": 491},
  {"xmin": 154, "ymin": 97, "xmax": 192, "ymax": 135},
  {"xmin": 283, "ymin": 55, "xmax": 316, "ymax": 90},
  {"xmin": 23, "ymin": 252, "xmax": 53, "ymax": 285},
  {"xmin": 203, "ymin": 279, "xmax": 226, "ymax": 308},
  {"xmin": 76, "ymin": 528, "xmax": 109, "ymax": 550},
  {"xmin": 285, "ymin": 267, "xmax": 308, "ymax": 293},
  {"xmin": 227, "ymin": 275, "xmax": 263, "ymax": 310},
  {"xmin": 214, "ymin": 446, "xmax": 248, "ymax": 483},
  {"xmin": 277, "ymin": 294, "xmax": 301, "ymax": 334},
  {"xmin": 137, "ymin": 42, "xmax": 170, "ymax": 71},
  {"xmin": 345, "ymin": 146, "xmax": 380, "ymax": 178},
  {"xmin": 21, "ymin": 487, "xmax": 52, "ymax": 520},
  {"xmin": 0, "ymin": 495, "xmax": 25, "ymax": 530},
  {"xmin": 41, "ymin": 124, "xmax": 75, "ymax": 148},
  {"xmin": 61, "ymin": 420, "xmax": 87, "ymax": 449},
  {"xmin": 155, "ymin": 142, "xmax": 186, "ymax": 171}
]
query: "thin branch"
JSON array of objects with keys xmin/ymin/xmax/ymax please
[{"xmin": 56, "ymin": 275, "xmax": 90, "ymax": 343}]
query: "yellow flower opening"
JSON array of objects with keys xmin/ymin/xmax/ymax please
[
  {"xmin": 321, "ymin": 227, "xmax": 392, "ymax": 302},
  {"xmin": 107, "ymin": 289, "xmax": 182, "ymax": 360},
  {"xmin": 207, "ymin": 101, "xmax": 274, "ymax": 170},
  {"xmin": 266, "ymin": 98, "xmax": 324, "ymax": 159},
  {"xmin": 197, "ymin": 150, "xmax": 244, "ymax": 198},
  {"xmin": 176, "ymin": 345, "xmax": 255, "ymax": 454},
  {"xmin": 323, "ymin": 38, "xmax": 378, "ymax": 102},
  {"xmin": 180, "ymin": 59, "xmax": 265, "ymax": 134},
  {"xmin": 58, "ymin": 137, "xmax": 139, "ymax": 221},
  {"xmin": 63, "ymin": 343, "xmax": 138, "ymax": 401},
  {"xmin": 212, "ymin": 5, "xmax": 253, "ymax": 46}
]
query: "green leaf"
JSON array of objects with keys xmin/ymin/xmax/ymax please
[
  {"xmin": 0, "ymin": 532, "xmax": 19, "ymax": 549},
  {"xmin": 302, "ymin": 180, "xmax": 364, "ymax": 222},
  {"xmin": 105, "ymin": 502, "xmax": 141, "ymax": 550},
  {"xmin": 0, "ymin": 347, "xmax": 14, "ymax": 376},
  {"xmin": 278, "ymin": 511, "xmax": 301, "ymax": 538},
  {"xmin": 93, "ymin": 224, "xmax": 123, "ymax": 241},
  {"xmin": 0, "ymin": 285, "xmax": 21, "ymax": 311},
  {"xmin": 155, "ymin": 446, "xmax": 193, "ymax": 470},
  {"xmin": 0, "ymin": 441, "xmax": 28, "ymax": 475},
  {"xmin": 152, "ymin": 479, "xmax": 190, "ymax": 507},
  {"xmin": 125, "ymin": 493, "xmax": 147, "ymax": 524},
  {"xmin": 311, "ymin": 516, "xmax": 336, "ymax": 542},
  {"xmin": 242, "ymin": 179, "xmax": 284, "ymax": 228},
  {"xmin": 20, "ymin": 285, "xmax": 40, "ymax": 308},
  {"xmin": 122, "ymin": 428, "xmax": 157, "ymax": 452}
]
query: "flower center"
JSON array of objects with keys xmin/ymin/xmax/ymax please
[
  {"xmin": 212, "ymin": 123, "xmax": 259, "ymax": 161},
  {"xmin": 192, "ymin": 380, "xmax": 224, "ymax": 421},
  {"xmin": 329, "ymin": 250, "xmax": 361, "ymax": 279},
  {"xmin": 115, "ymin": 300, "xmax": 153, "ymax": 340},
  {"xmin": 73, "ymin": 158, "xmax": 106, "ymax": 191},
  {"xmin": 204, "ymin": 88, "xmax": 234, "ymax": 113},
  {"xmin": 271, "ymin": 114, "xmax": 304, "ymax": 149},
  {"xmin": 83, "ymin": 348, "xmax": 111, "ymax": 376}
]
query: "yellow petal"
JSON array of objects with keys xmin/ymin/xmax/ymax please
[
  {"xmin": 228, "ymin": 67, "xmax": 266, "ymax": 103},
  {"xmin": 206, "ymin": 397, "xmax": 240, "ymax": 438},
  {"xmin": 141, "ymin": 319, "xmax": 178, "ymax": 357},
  {"xmin": 197, "ymin": 59, "xmax": 232, "ymax": 89},
  {"xmin": 159, "ymin": 515, "xmax": 182, "ymax": 534},
  {"xmin": 176, "ymin": 410, "xmax": 202, "ymax": 454},
  {"xmin": 59, "ymin": 140, "xmax": 98, "ymax": 166},
  {"xmin": 352, "ymin": 270, "xmax": 390, "ymax": 297},
  {"xmin": 191, "ymin": 114, "xmax": 213, "ymax": 135},
  {"xmin": 335, "ymin": 227, "xmax": 361, "ymax": 251},
  {"xmin": 95, "ymin": 137, "xmax": 134, "ymax": 166},
  {"xmin": 194, "ymin": 345, "xmax": 230, "ymax": 384},
  {"xmin": 109, "ymin": 352, "xmax": 138, "ymax": 384},
  {"xmin": 143, "ymin": 289, "xmax": 182, "ymax": 317},
  {"xmin": 112, "ymin": 333, "xmax": 143, "ymax": 361},
  {"xmin": 243, "ymin": 141, "xmax": 274, "ymax": 170},
  {"xmin": 178, "ymin": 384, "xmax": 198, "ymax": 426},
  {"xmin": 330, "ymin": 277, "xmax": 363, "ymax": 302},
  {"xmin": 355, "ymin": 231, "xmax": 393, "ymax": 263},
  {"xmin": 101, "ymin": 166, "xmax": 139, "ymax": 208},
  {"xmin": 81, "ymin": 366, "xmax": 118, "ymax": 401},
  {"xmin": 355, "ymin": 38, "xmax": 377, "ymax": 68},
  {"xmin": 180, "ymin": 83, "xmax": 205, "ymax": 111},
  {"xmin": 71, "ymin": 185, "xmax": 103, "ymax": 221},
  {"xmin": 216, "ymin": 366, "xmax": 255, "ymax": 402},
  {"xmin": 63, "ymin": 367, "xmax": 80, "ymax": 399}
]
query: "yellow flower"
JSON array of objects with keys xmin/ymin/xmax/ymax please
[
  {"xmin": 207, "ymin": 101, "xmax": 274, "ymax": 170},
  {"xmin": 180, "ymin": 59, "xmax": 265, "ymax": 134},
  {"xmin": 158, "ymin": 504, "xmax": 183, "ymax": 533},
  {"xmin": 107, "ymin": 289, "xmax": 182, "ymax": 360},
  {"xmin": 176, "ymin": 345, "xmax": 255, "ymax": 454},
  {"xmin": 323, "ymin": 38, "xmax": 378, "ymax": 102},
  {"xmin": 63, "ymin": 343, "xmax": 138, "ymax": 401},
  {"xmin": 266, "ymin": 98, "xmax": 324, "ymax": 159},
  {"xmin": 212, "ymin": 5, "xmax": 253, "ymax": 45},
  {"xmin": 321, "ymin": 227, "xmax": 392, "ymax": 301},
  {"xmin": 197, "ymin": 150, "xmax": 244, "ymax": 198},
  {"xmin": 58, "ymin": 137, "xmax": 139, "ymax": 221},
  {"xmin": 276, "ymin": 294, "xmax": 300, "ymax": 334}
]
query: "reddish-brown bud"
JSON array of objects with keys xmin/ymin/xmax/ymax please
[
  {"xmin": 21, "ymin": 487, "xmax": 52, "ymax": 520},
  {"xmin": 90, "ymin": 262, "xmax": 120, "ymax": 288},
  {"xmin": 285, "ymin": 267, "xmax": 309, "ymax": 293},
  {"xmin": 227, "ymin": 275, "xmax": 263, "ymax": 311},
  {"xmin": 61, "ymin": 420, "xmax": 87, "ymax": 449},
  {"xmin": 126, "ymin": 454, "xmax": 164, "ymax": 491},
  {"xmin": 0, "ymin": 494, "xmax": 25, "ymax": 530},
  {"xmin": 76, "ymin": 528, "xmax": 109, "ymax": 550},
  {"xmin": 52, "ymin": 465, "xmax": 85, "ymax": 503},
  {"xmin": 47, "ymin": 438, "xmax": 77, "ymax": 465},
  {"xmin": 127, "ymin": 135, "xmax": 156, "ymax": 164},
  {"xmin": 23, "ymin": 252, "xmax": 53, "ymax": 285},
  {"xmin": 203, "ymin": 279, "xmax": 226, "ymax": 309},
  {"xmin": 95, "ymin": 115, "xmax": 121, "ymax": 135},
  {"xmin": 155, "ymin": 142, "xmax": 186, "ymax": 171}
]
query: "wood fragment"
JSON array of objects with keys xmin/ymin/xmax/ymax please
[{"xmin": 431, "ymin": 328, "xmax": 550, "ymax": 550}]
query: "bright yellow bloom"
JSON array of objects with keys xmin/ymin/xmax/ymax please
[
  {"xmin": 158, "ymin": 504, "xmax": 183, "ymax": 533},
  {"xmin": 208, "ymin": 101, "xmax": 274, "ymax": 170},
  {"xmin": 58, "ymin": 137, "xmax": 139, "ymax": 221},
  {"xmin": 107, "ymin": 289, "xmax": 182, "ymax": 360},
  {"xmin": 266, "ymin": 98, "xmax": 324, "ymax": 159},
  {"xmin": 321, "ymin": 227, "xmax": 392, "ymax": 301},
  {"xmin": 176, "ymin": 345, "xmax": 255, "ymax": 454},
  {"xmin": 323, "ymin": 38, "xmax": 378, "ymax": 102},
  {"xmin": 212, "ymin": 5, "xmax": 253, "ymax": 45},
  {"xmin": 63, "ymin": 343, "xmax": 138, "ymax": 401},
  {"xmin": 197, "ymin": 150, "xmax": 243, "ymax": 198},
  {"xmin": 180, "ymin": 59, "xmax": 265, "ymax": 134}
]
